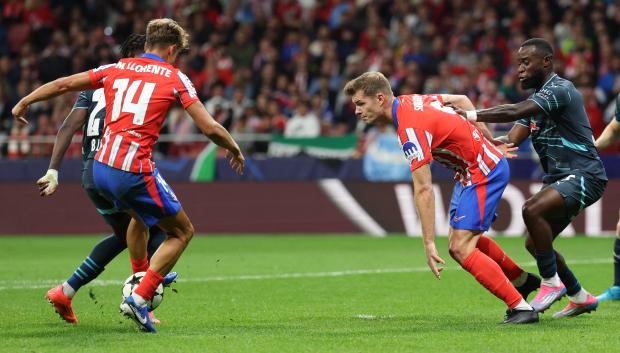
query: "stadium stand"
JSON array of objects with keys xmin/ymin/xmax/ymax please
[{"xmin": 1, "ymin": 0, "xmax": 620, "ymax": 159}]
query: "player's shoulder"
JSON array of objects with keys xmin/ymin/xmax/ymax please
[
  {"xmin": 547, "ymin": 74, "xmax": 575, "ymax": 92},
  {"xmin": 396, "ymin": 94, "xmax": 438, "ymax": 108},
  {"xmin": 79, "ymin": 89, "xmax": 94, "ymax": 99},
  {"xmin": 92, "ymin": 62, "xmax": 117, "ymax": 73}
]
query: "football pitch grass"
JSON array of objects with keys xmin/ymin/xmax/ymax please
[{"xmin": 1, "ymin": 235, "xmax": 620, "ymax": 353}]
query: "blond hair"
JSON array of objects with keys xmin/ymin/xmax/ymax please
[
  {"xmin": 343, "ymin": 72, "xmax": 393, "ymax": 98},
  {"xmin": 145, "ymin": 18, "xmax": 189, "ymax": 51}
]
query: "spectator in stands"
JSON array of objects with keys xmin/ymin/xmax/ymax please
[
  {"xmin": 2, "ymin": 0, "xmax": 620, "ymax": 158},
  {"xmin": 284, "ymin": 99, "xmax": 320, "ymax": 138}
]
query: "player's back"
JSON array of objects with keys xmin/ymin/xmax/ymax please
[
  {"xmin": 74, "ymin": 89, "xmax": 106, "ymax": 161},
  {"xmin": 89, "ymin": 54, "xmax": 198, "ymax": 173},
  {"xmin": 394, "ymin": 94, "xmax": 503, "ymax": 185}
]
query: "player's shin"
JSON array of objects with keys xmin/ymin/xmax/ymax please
[
  {"xmin": 133, "ymin": 269, "xmax": 164, "ymax": 302},
  {"xmin": 127, "ymin": 217, "xmax": 149, "ymax": 273},
  {"xmin": 476, "ymin": 235, "xmax": 524, "ymax": 282},
  {"xmin": 462, "ymin": 248, "xmax": 529, "ymax": 309}
]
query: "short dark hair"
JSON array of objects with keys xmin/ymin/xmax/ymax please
[
  {"xmin": 521, "ymin": 38, "xmax": 554, "ymax": 57},
  {"xmin": 120, "ymin": 34, "xmax": 146, "ymax": 58}
]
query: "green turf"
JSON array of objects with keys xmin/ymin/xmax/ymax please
[{"xmin": 1, "ymin": 235, "xmax": 620, "ymax": 353}]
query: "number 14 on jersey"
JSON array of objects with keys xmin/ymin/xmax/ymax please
[{"xmin": 111, "ymin": 78, "xmax": 156, "ymax": 125}]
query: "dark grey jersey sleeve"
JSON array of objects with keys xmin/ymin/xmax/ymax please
[{"xmin": 73, "ymin": 91, "xmax": 92, "ymax": 110}]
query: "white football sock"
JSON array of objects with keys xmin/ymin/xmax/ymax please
[
  {"xmin": 541, "ymin": 273, "xmax": 561, "ymax": 287},
  {"xmin": 513, "ymin": 298, "xmax": 533, "ymax": 311},
  {"xmin": 132, "ymin": 293, "xmax": 148, "ymax": 307},
  {"xmin": 569, "ymin": 288, "xmax": 589, "ymax": 304},
  {"xmin": 62, "ymin": 282, "xmax": 76, "ymax": 298},
  {"xmin": 511, "ymin": 272, "xmax": 528, "ymax": 287}
]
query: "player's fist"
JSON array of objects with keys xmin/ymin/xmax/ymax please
[
  {"xmin": 226, "ymin": 149, "xmax": 245, "ymax": 175},
  {"xmin": 37, "ymin": 169, "xmax": 59, "ymax": 196},
  {"xmin": 12, "ymin": 100, "xmax": 30, "ymax": 125}
]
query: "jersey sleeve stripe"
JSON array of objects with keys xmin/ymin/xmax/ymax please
[
  {"xmin": 424, "ymin": 131, "xmax": 433, "ymax": 148},
  {"xmin": 177, "ymin": 71, "xmax": 197, "ymax": 98}
]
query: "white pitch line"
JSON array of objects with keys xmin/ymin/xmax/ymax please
[{"xmin": 0, "ymin": 258, "xmax": 611, "ymax": 291}]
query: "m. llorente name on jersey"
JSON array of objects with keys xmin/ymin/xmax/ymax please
[
  {"xmin": 74, "ymin": 88, "xmax": 105, "ymax": 160},
  {"xmin": 114, "ymin": 61, "xmax": 173, "ymax": 77}
]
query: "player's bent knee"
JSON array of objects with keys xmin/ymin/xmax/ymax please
[
  {"xmin": 522, "ymin": 200, "xmax": 539, "ymax": 221},
  {"xmin": 177, "ymin": 223, "xmax": 195, "ymax": 246},
  {"xmin": 448, "ymin": 242, "xmax": 467, "ymax": 263}
]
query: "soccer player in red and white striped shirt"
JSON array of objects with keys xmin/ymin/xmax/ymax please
[
  {"xmin": 344, "ymin": 72, "xmax": 539, "ymax": 324},
  {"xmin": 12, "ymin": 18, "xmax": 244, "ymax": 332}
]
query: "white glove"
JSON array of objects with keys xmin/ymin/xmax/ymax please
[{"xmin": 37, "ymin": 169, "xmax": 59, "ymax": 196}]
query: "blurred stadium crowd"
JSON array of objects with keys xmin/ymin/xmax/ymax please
[{"xmin": 1, "ymin": 0, "xmax": 620, "ymax": 159}]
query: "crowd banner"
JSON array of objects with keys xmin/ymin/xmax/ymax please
[{"xmin": 268, "ymin": 135, "xmax": 358, "ymax": 159}]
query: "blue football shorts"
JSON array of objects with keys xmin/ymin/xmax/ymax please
[
  {"xmin": 448, "ymin": 157, "xmax": 510, "ymax": 231},
  {"xmin": 92, "ymin": 160, "xmax": 181, "ymax": 227}
]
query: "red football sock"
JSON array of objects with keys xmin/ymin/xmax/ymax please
[
  {"xmin": 476, "ymin": 235, "xmax": 524, "ymax": 281},
  {"xmin": 462, "ymin": 248, "xmax": 522, "ymax": 309},
  {"xmin": 134, "ymin": 269, "xmax": 164, "ymax": 301},
  {"xmin": 130, "ymin": 256, "xmax": 149, "ymax": 274}
]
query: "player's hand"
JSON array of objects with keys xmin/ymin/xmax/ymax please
[
  {"xmin": 36, "ymin": 169, "xmax": 59, "ymax": 196},
  {"xmin": 495, "ymin": 142, "xmax": 518, "ymax": 159},
  {"xmin": 12, "ymin": 101, "xmax": 30, "ymax": 125},
  {"xmin": 227, "ymin": 149, "xmax": 245, "ymax": 175},
  {"xmin": 445, "ymin": 102, "xmax": 467, "ymax": 118},
  {"xmin": 424, "ymin": 243, "xmax": 445, "ymax": 279}
]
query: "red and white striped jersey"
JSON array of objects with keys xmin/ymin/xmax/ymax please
[
  {"xmin": 88, "ymin": 53, "xmax": 199, "ymax": 173},
  {"xmin": 393, "ymin": 94, "xmax": 503, "ymax": 186}
]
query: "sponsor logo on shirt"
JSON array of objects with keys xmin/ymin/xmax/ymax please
[
  {"xmin": 402, "ymin": 141, "xmax": 422, "ymax": 161},
  {"xmin": 537, "ymin": 88, "xmax": 553, "ymax": 100}
]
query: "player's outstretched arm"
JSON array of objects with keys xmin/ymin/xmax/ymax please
[
  {"xmin": 501, "ymin": 124, "xmax": 531, "ymax": 147},
  {"xmin": 595, "ymin": 119, "xmax": 620, "ymax": 150},
  {"xmin": 12, "ymin": 72, "xmax": 93, "ymax": 124},
  {"xmin": 36, "ymin": 108, "xmax": 88, "ymax": 197},
  {"xmin": 454, "ymin": 100, "xmax": 543, "ymax": 124},
  {"xmin": 185, "ymin": 102, "xmax": 245, "ymax": 175},
  {"xmin": 412, "ymin": 164, "xmax": 445, "ymax": 279}
]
